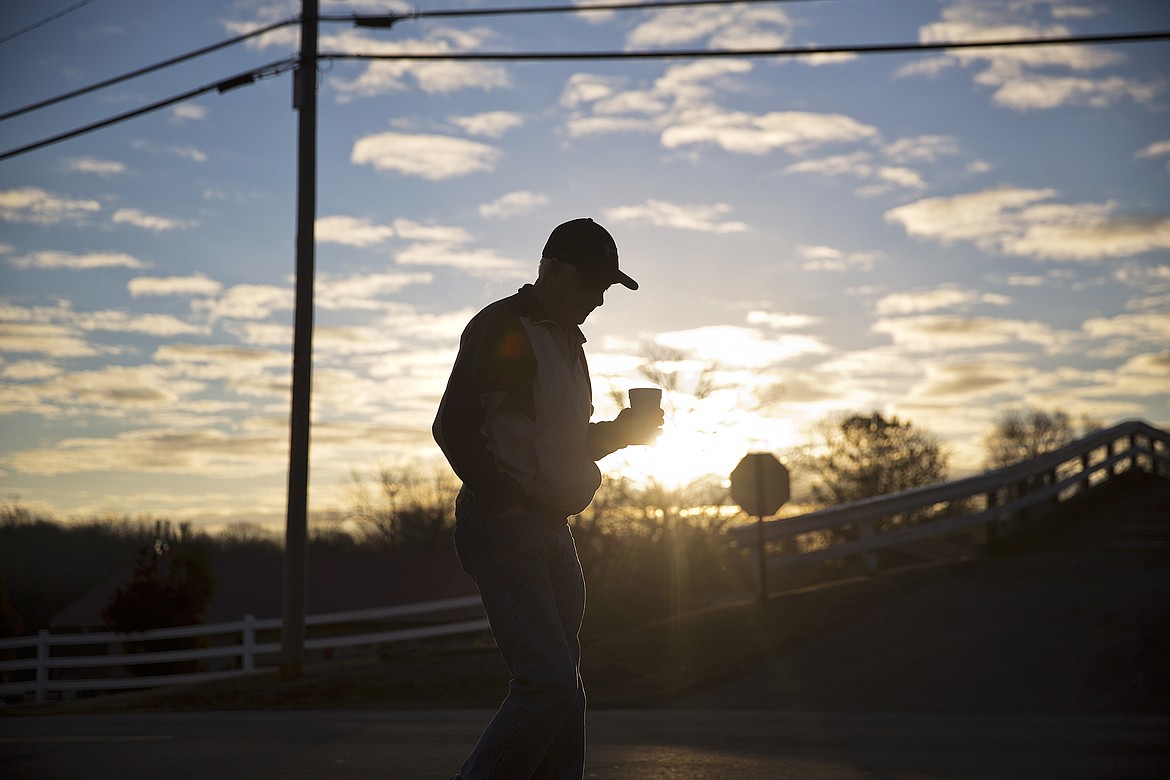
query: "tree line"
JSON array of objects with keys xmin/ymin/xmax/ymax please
[{"xmin": 0, "ymin": 407, "xmax": 1101, "ymax": 639}]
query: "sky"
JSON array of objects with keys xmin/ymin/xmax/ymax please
[{"xmin": 1, "ymin": 0, "xmax": 1168, "ymax": 531}]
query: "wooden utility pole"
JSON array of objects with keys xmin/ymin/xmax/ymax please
[{"xmin": 281, "ymin": 0, "xmax": 318, "ymax": 680}]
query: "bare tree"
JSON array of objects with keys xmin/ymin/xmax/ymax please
[
  {"xmin": 983, "ymin": 408, "xmax": 1104, "ymax": 469},
  {"xmin": 802, "ymin": 412, "xmax": 949, "ymax": 507},
  {"xmin": 345, "ymin": 463, "xmax": 459, "ymax": 551}
]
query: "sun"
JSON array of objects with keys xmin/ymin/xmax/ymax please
[{"xmin": 606, "ymin": 401, "xmax": 801, "ymax": 490}]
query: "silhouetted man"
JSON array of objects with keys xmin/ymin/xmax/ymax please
[{"xmin": 433, "ymin": 218, "xmax": 662, "ymax": 779}]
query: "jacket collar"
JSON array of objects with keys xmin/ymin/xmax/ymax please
[{"xmin": 517, "ymin": 284, "xmax": 587, "ymax": 344}]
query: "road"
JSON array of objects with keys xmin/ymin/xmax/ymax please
[{"xmin": 3, "ymin": 708, "xmax": 1169, "ymax": 779}]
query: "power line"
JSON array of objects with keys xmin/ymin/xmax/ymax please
[
  {"xmin": 0, "ymin": 0, "xmax": 101, "ymax": 46},
  {"xmin": 327, "ymin": 0, "xmax": 832, "ymax": 26},
  {"xmin": 0, "ymin": 17, "xmax": 300, "ymax": 123},
  {"xmin": 0, "ymin": 59, "xmax": 296, "ymax": 162},
  {"xmin": 322, "ymin": 29, "xmax": 1170, "ymax": 62}
]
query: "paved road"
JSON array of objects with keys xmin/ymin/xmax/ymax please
[{"xmin": 3, "ymin": 709, "xmax": 1169, "ymax": 779}]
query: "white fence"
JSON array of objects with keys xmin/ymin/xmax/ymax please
[
  {"xmin": 0, "ymin": 595, "xmax": 487, "ymax": 705},
  {"xmin": 730, "ymin": 419, "xmax": 1170, "ymax": 579}
]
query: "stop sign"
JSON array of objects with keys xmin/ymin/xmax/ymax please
[{"xmin": 730, "ymin": 452, "xmax": 790, "ymax": 517}]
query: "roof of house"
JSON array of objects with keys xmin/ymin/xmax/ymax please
[{"xmin": 50, "ymin": 549, "xmax": 478, "ymax": 630}]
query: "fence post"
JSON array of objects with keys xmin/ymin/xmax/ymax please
[
  {"xmin": 243, "ymin": 614, "xmax": 255, "ymax": 673},
  {"xmin": 985, "ymin": 490, "xmax": 999, "ymax": 550},
  {"xmin": 35, "ymin": 629, "xmax": 49, "ymax": 705},
  {"xmin": 858, "ymin": 520, "xmax": 877, "ymax": 574}
]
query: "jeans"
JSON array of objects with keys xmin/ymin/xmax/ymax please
[{"xmin": 451, "ymin": 489, "xmax": 587, "ymax": 780}]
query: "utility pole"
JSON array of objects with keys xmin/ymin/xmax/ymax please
[{"xmin": 281, "ymin": 0, "xmax": 318, "ymax": 680}]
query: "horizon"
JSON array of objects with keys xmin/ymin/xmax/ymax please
[{"xmin": 1, "ymin": 0, "xmax": 1168, "ymax": 531}]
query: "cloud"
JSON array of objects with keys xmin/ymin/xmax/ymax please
[
  {"xmin": 785, "ymin": 152, "xmax": 872, "ymax": 179},
  {"xmin": 910, "ymin": 361, "xmax": 1025, "ymax": 399},
  {"xmin": 449, "ymin": 111, "xmax": 524, "ymax": 137},
  {"xmin": 1, "ymin": 360, "xmax": 63, "ymax": 381},
  {"xmin": 901, "ymin": 0, "xmax": 1162, "ymax": 111},
  {"xmin": 625, "ymin": 5, "xmax": 792, "ymax": 49},
  {"xmin": 352, "ymin": 131, "xmax": 500, "ymax": 180},
  {"xmin": 655, "ymin": 324, "xmax": 827, "ymax": 367},
  {"xmin": 71, "ymin": 310, "xmax": 207, "ymax": 337},
  {"xmin": 3, "ymin": 427, "xmax": 288, "ymax": 477},
  {"xmin": 131, "ymin": 140, "xmax": 207, "ymax": 162},
  {"xmin": 193, "ymin": 284, "xmax": 294, "ymax": 321},
  {"xmin": 603, "ymin": 199, "xmax": 748, "ymax": 233},
  {"xmin": 661, "ymin": 109, "xmax": 879, "ymax": 155},
  {"xmin": 10, "ymin": 250, "xmax": 150, "ymax": 270},
  {"xmin": 1136, "ymin": 139, "xmax": 1170, "ymax": 159},
  {"xmin": 128, "ymin": 274, "xmax": 223, "ymax": 297},
  {"xmin": 0, "ymin": 323, "xmax": 96, "ymax": 357},
  {"xmin": 872, "ymin": 314, "xmax": 1065, "ymax": 352},
  {"xmin": 797, "ymin": 245, "xmax": 882, "ymax": 273},
  {"xmin": 170, "ymin": 104, "xmax": 207, "ymax": 123},
  {"xmin": 316, "ymin": 215, "xmax": 397, "ymax": 247},
  {"xmin": 746, "ymin": 310, "xmax": 822, "ymax": 329},
  {"xmin": 1082, "ymin": 311, "xmax": 1170, "ymax": 346},
  {"xmin": 875, "ymin": 286, "xmax": 1011, "ymax": 315},
  {"xmin": 61, "ymin": 156, "xmax": 126, "ymax": 176},
  {"xmin": 395, "ymin": 242, "xmax": 525, "ymax": 277},
  {"xmin": 316, "ymin": 271, "xmax": 433, "ymax": 310},
  {"xmin": 561, "ymin": 61, "xmax": 879, "ymax": 161},
  {"xmin": 480, "ymin": 190, "xmax": 549, "ymax": 219},
  {"xmin": 1136, "ymin": 139, "xmax": 1170, "ymax": 173},
  {"xmin": 323, "ymin": 28, "xmax": 508, "ymax": 98},
  {"xmin": 0, "ymin": 187, "xmax": 100, "ymax": 225},
  {"xmin": 885, "ymin": 186, "xmax": 1170, "ymax": 261},
  {"xmin": 112, "ymin": 208, "xmax": 196, "ymax": 232}
]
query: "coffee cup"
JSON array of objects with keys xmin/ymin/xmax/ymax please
[{"xmin": 628, "ymin": 387, "xmax": 662, "ymax": 413}]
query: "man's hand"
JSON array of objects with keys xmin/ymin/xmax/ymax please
[{"xmin": 615, "ymin": 406, "xmax": 664, "ymax": 446}]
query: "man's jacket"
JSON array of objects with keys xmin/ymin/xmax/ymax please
[{"xmin": 433, "ymin": 285, "xmax": 626, "ymax": 517}]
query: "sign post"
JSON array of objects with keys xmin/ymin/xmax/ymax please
[{"xmin": 730, "ymin": 452, "xmax": 790, "ymax": 605}]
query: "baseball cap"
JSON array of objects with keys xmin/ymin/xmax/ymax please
[{"xmin": 542, "ymin": 218, "xmax": 638, "ymax": 291}]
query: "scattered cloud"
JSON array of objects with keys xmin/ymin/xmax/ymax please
[
  {"xmin": 3, "ymin": 426, "xmax": 288, "ymax": 477},
  {"xmin": 131, "ymin": 140, "xmax": 207, "ymax": 162},
  {"xmin": 0, "ymin": 187, "xmax": 100, "ymax": 225},
  {"xmin": 624, "ymin": 5, "xmax": 792, "ymax": 49},
  {"xmin": 872, "ymin": 314, "xmax": 1066, "ymax": 352},
  {"xmin": 316, "ymin": 215, "xmax": 396, "ymax": 247},
  {"xmin": 875, "ymin": 286, "xmax": 1011, "ymax": 315},
  {"xmin": 71, "ymin": 310, "xmax": 207, "ymax": 337},
  {"xmin": 129, "ymin": 274, "xmax": 223, "ymax": 297},
  {"xmin": 112, "ymin": 208, "xmax": 196, "ymax": 232},
  {"xmin": 10, "ymin": 250, "xmax": 150, "ymax": 270},
  {"xmin": 0, "ymin": 323, "xmax": 96, "ymax": 357},
  {"xmin": 480, "ymin": 190, "xmax": 549, "ymax": 219},
  {"xmin": 746, "ymin": 310, "xmax": 822, "ymax": 329},
  {"xmin": 1, "ymin": 360, "xmax": 63, "ymax": 381},
  {"xmin": 1136, "ymin": 139, "xmax": 1170, "ymax": 173},
  {"xmin": 192, "ymin": 284, "xmax": 294, "ymax": 322},
  {"xmin": 395, "ymin": 243, "xmax": 524, "ymax": 277},
  {"xmin": 61, "ymin": 156, "xmax": 126, "ymax": 176},
  {"xmin": 655, "ymin": 324, "xmax": 827, "ymax": 367},
  {"xmin": 352, "ymin": 131, "xmax": 501, "ymax": 180},
  {"xmin": 603, "ymin": 199, "xmax": 748, "ymax": 233},
  {"xmin": 910, "ymin": 360, "xmax": 1025, "ymax": 399},
  {"xmin": 797, "ymin": 245, "xmax": 882, "ymax": 273},
  {"xmin": 323, "ymin": 28, "xmax": 509, "ymax": 98},
  {"xmin": 316, "ymin": 271, "xmax": 433, "ymax": 310},
  {"xmin": 900, "ymin": 0, "xmax": 1163, "ymax": 111},
  {"xmin": 661, "ymin": 110, "xmax": 878, "ymax": 156},
  {"xmin": 449, "ymin": 111, "xmax": 524, "ymax": 137},
  {"xmin": 170, "ymin": 104, "xmax": 207, "ymax": 123},
  {"xmin": 885, "ymin": 186, "xmax": 1170, "ymax": 261}
]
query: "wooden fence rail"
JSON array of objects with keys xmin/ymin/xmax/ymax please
[
  {"xmin": 729, "ymin": 419, "xmax": 1169, "ymax": 579},
  {"xmin": 0, "ymin": 595, "xmax": 486, "ymax": 705}
]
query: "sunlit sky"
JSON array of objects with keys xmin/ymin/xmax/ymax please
[{"xmin": 1, "ymin": 0, "xmax": 1168, "ymax": 529}]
